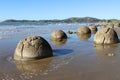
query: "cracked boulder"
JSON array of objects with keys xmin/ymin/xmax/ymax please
[
  {"xmin": 94, "ymin": 27, "xmax": 119, "ymax": 44},
  {"xmin": 77, "ymin": 26, "xmax": 91, "ymax": 34},
  {"xmin": 14, "ymin": 36, "xmax": 53, "ymax": 60},
  {"xmin": 50, "ymin": 30, "xmax": 67, "ymax": 40}
]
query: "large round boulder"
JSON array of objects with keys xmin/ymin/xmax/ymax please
[
  {"xmin": 94, "ymin": 27, "xmax": 119, "ymax": 44},
  {"xmin": 14, "ymin": 36, "xmax": 53, "ymax": 60},
  {"xmin": 77, "ymin": 26, "xmax": 91, "ymax": 34},
  {"xmin": 89, "ymin": 25, "xmax": 98, "ymax": 33},
  {"xmin": 50, "ymin": 30, "xmax": 67, "ymax": 40}
]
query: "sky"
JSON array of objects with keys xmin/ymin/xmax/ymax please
[{"xmin": 0, "ymin": 0, "xmax": 120, "ymax": 21}]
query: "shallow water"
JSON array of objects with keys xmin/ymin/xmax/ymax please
[{"xmin": 0, "ymin": 23, "xmax": 120, "ymax": 80}]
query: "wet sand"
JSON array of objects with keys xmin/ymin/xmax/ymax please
[{"xmin": 0, "ymin": 29, "xmax": 120, "ymax": 80}]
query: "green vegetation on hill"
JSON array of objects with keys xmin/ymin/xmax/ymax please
[
  {"xmin": 2, "ymin": 17, "xmax": 120, "ymax": 23},
  {"xmin": 63, "ymin": 17, "xmax": 101, "ymax": 23},
  {"xmin": 2, "ymin": 17, "xmax": 102, "ymax": 23}
]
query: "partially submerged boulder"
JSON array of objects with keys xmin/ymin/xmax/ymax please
[
  {"xmin": 50, "ymin": 30, "xmax": 67, "ymax": 40},
  {"xmin": 94, "ymin": 27, "xmax": 119, "ymax": 44},
  {"xmin": 14, "ymin": 36, "xmax": 53, "ymax": 60},
  {"xmin": 77, "ymin": 26, "xmax": 91, "ymax": 34}
]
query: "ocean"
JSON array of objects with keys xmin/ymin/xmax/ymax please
[{"xmin": 0, "ymin": 22, "xmax": 87, "ymax": 39}]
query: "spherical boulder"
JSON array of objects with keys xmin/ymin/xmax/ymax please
[
  {"xmin": 14, "ymin": 36, "xmax": 53, "ymax": 60},
  {"xmin": 77, "ymin": 26, "xmax": 91, "ymax": 34},
  {"xmin": 89, "ymin": 25, "xmax": 98, "ymax": 33},
  {"xmin": 50, "ymin": 30, "xmax": 67, "ymax": 40},
  {"xmin": 94, "ymin": 27, "xmax": 119, "ymax": 44}
]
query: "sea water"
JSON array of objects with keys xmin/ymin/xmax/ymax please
[{"xmin": 0, "ymin": 22, "xmax": 87, "ymax": 39}]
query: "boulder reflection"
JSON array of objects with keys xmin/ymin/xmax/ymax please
[
  {"xmin": 77, "ymin": 33, "xmax": 91, "ymax": 41},
  {"xmin": 14, "ymin": 58, "xmax": 52, "ymax": 73},
  {"xmin": 94, "ymin": 44, "xmax": 118, "ymax": 57},
  {"xmin": 50, "ymin": 39, "xmax": 67, "ymax": 46},
  {"xmin": 94, "ymin": 44, "xmax": 118, "ymax": 50}
]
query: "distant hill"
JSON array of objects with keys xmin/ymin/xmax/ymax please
[
  {"xmin": 2, "ymin": 17, "xmax": 102, "ymax": 23},
  {"xmin": 2, "ymin": 17, "xmax": 120, "ymax": 23},
  {"xmin": 62, "ymin": 17, "xmax": 102, "ymax": 23}
]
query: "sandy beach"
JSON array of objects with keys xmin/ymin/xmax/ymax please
[{"xmin": 0, "ymin": 24, "xmax": 120, "ymax": 80}]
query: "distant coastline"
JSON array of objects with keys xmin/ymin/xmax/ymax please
[
  {"xmin": 1, "ymin": 17, "xmax": 103, "ymax": 23},
  {"xmin": 1, "ymin": 17, "xmax": 120, "ymax": 23}
]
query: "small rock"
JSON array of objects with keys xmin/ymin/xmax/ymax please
[{"xmin": 67, "ymin": 30, "xmax": 73, "ymax": 34}]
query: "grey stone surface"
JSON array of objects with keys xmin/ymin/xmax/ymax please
[
  {"xmin": 94, "ymin": 27, "xmax": 119, "ymax": 44},
  {"xmin": 77, "ymin": 26, "xmax": 91, "ymax": 34},
  {"xmin": 14, "ymin": 36, "xmax": 53, "ymax": 60},
  {"xmin": 50, "ymin": 30, "xmax": 67, "ymax": 40}
]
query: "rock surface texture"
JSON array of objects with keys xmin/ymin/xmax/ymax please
[
  {"xmin": 77, "ymin": 26, "xmax": 91, "ymax": 34},
  {"xmin": 94, "ymin": 27, "xmax": 119, "ymax": 44},
  {"xmin": 50, "ymin": 30, "xmax": 67, "ymax": 40},
  {"xmin": 14, "ymin": 36, "xmax": 53, "ymax": 60}
]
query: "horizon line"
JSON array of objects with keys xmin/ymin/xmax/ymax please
[{"xmin": 1, "ymin": 17, "xmax": 120, "ymax": 22}]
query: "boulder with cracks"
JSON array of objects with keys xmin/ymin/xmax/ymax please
[
  {"xmin": 14, "ymin": 36, "xmax": 53, "ymax": 60},
  {"xmin": 94, "ymin": 27, "xmax": 119, "ymax": 44}
]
